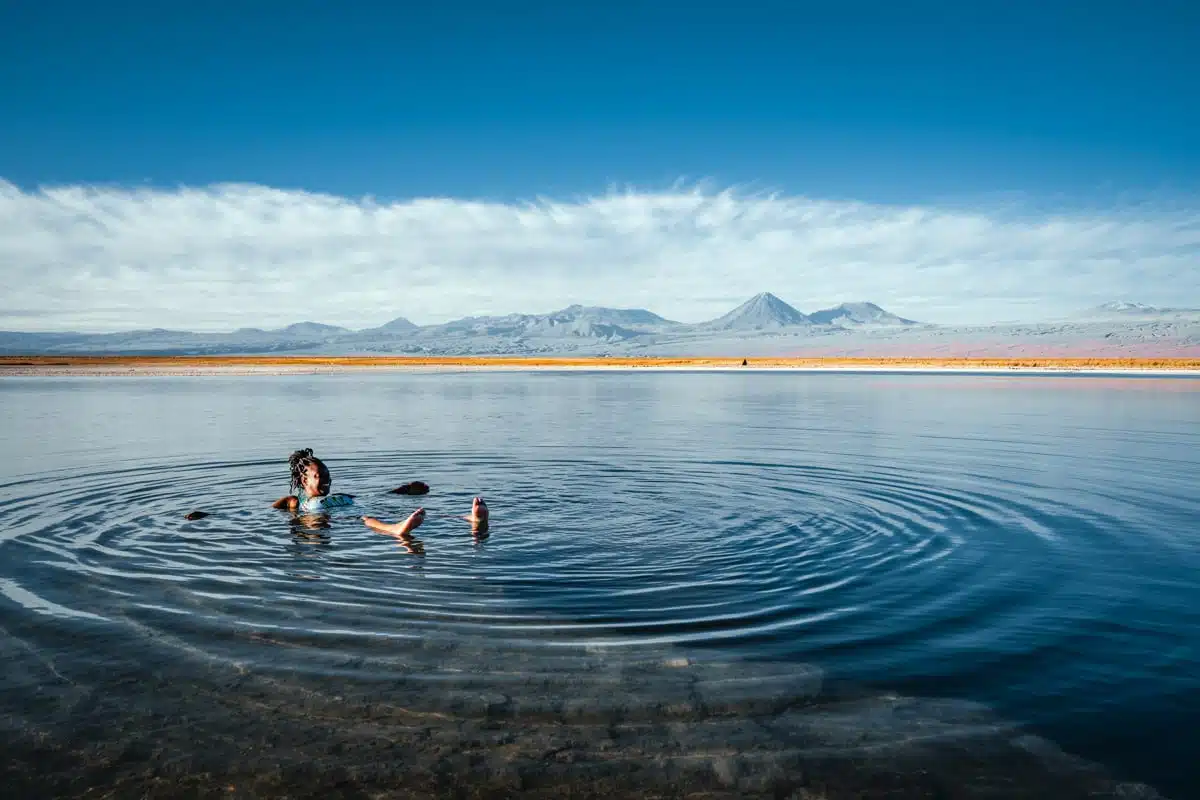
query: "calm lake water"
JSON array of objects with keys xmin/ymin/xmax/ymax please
[{"xmin": 0, "ymin": 371, "xmax": 1196, "ymax": 798}]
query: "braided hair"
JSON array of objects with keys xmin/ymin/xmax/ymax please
[{"xmin": 288, "ymin": 448, "xmax": 331, "ymax": 497}]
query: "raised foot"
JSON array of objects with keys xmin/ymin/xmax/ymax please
[
  {"xmin": 464, "ymin": 496, "xmax": 489, "ymax": 534},
  {"xmin": 362, "ymin": 507, "xmax": 426, "ymax": 536}
]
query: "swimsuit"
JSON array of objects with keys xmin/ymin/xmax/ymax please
[{"xmin": 297, "ymin": 492, "xmax": 355, "ymax": 512}]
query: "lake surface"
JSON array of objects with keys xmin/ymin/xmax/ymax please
[{"xmin": 0, "ymin": 371, "xmax": 1196, "ymax": 798}]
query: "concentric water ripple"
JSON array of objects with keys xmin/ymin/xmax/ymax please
[
  {"xmin": 0, "ymin": 372, "xmax": 1197, "ymax": 796},
  {"xmin": 0, "ymin": 442, "xmax": 1190, "ymax": 685}
]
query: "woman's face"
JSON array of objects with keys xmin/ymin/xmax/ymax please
[{"xmin": 300, "ymin": 463, "xmax": 323, "ymax": 497}]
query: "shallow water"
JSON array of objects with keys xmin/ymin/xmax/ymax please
[{"xmin": 0, "ymin": 372, "xmax": 1197, "ymax": 797}]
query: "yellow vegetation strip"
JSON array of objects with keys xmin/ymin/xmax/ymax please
[{"xmin": 2, "ymin": 356, "xmax": 1199, "ymax": 370}]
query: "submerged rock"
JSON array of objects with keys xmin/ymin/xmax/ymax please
[
  {"xmin": 0, "ymin": 638, "xmax": 1170, "ymax": 799},
  {"xmin": 389, "ymin": 481, "xmax": 430, "ymax": 495}
]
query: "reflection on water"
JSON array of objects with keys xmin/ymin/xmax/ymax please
[
  {"xmin": 289, "ymin": 513, "xmax": 333, "ymax": 533},
  {"xmin": 0, "ymin": 372, "xmax": 1196, "ymax": 797}
]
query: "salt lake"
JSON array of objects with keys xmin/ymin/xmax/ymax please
[{"xmin": 0, "ymin": 371, "xmax": 1196, "ymax": 797}]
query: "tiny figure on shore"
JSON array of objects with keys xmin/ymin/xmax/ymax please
[{"xmin": 742, "ymin": 358, "xmax": 748, "ymax": 366}]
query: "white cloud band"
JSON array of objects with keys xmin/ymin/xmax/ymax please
[{"xmin": 1, "ymin": 180, "xmax": 1197, "ymax": 331}]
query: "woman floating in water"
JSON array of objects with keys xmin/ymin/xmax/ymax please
[
  {"xmin": 271, "ymin": 448, "xmax": 489, "ymax": 539},
  {"xmin": 271, "ymin": 448, "xmax": 355, "ymax": 512}
]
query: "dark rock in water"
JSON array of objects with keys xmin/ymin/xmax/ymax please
[
  {"xmin": 390, "ymin": 481, "xmax": 430, "ymax": 495},
  {"xmin": 183, "ymin": 510, "xmax": 209, "ymax": 521}
]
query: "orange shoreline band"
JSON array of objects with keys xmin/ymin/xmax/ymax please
[{"xmin": 1, "ymin": 356, "xmax": 1198, "ymax": 369}]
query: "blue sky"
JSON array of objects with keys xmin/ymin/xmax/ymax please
[
  {"xmin": 4, "ymin": 0, "xmax": 1198, "ymax": 201},
  {"xmin": 1, "ymin": 0, "xmax": 1198, "ymax": 329}
]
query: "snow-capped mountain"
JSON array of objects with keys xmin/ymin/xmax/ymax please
[
  {"xmin": 551, "ymin": 305, "xmax": 681, "ymax": 331},
  {"xmin": 275, "ymin": 321, "xmax": 351, "ymax": 337},
  {"xmin": 694, "ymin": 292, "xmax": 810, "ymax": 330},
  {"xmin": 807, "ymin": 302, "xmax": 918, "ymax": 327},
  {"xmin": 2, "ymin": 294, "xmax": 1195, "ymax": 357},
  {"xmin": 1078, "ymin": 302, "xmax": 1200, "ymax": 319},
  {"xmin": 369, "ymin": 316, "xmax": 419, "ymax": 333}
]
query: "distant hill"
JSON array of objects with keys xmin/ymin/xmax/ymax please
[
  {"xmin": 696, "ymin": 292, "xmax": 810, "ymax": 330},
  {"xmin": 424, "ymin": 309, "xmax": 642, "ymax": 341},
  {"xmin": 274, "ymin": 322, "xmax": 350, "ymax": 337},
  {"xmin": 551, "ymin": 304, "xmax": 681, "ymax": 330},
  {"xmin": 3, "ymin": 294, "xmax": 1197, "ymax": 357},
  {"xmin": 808, "ymin": 302, "xmax": 918, "ymax": 327},
  {"xmin": 370, "ymin": 316, "xmax": 419, "ymax": 333},
  {"xmin": 1093, "ymin": 301, "xmax": 1160, "ymax": 313},
  {"xmin": 1078, "ymin": 302, "xmax": 1200, "ymax": 319}
]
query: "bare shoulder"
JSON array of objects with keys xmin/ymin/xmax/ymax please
[{"xmin": 272, "ymin": 495, "xmax": 299, "ymax": 511}]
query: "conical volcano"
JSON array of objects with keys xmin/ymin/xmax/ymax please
[{"xmin": 697, "ymin": 292, "xmax": 810, "ymax": 330}]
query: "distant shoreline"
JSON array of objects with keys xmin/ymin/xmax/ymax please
[{"xmin": 2, "ymin": 356, "xmax": 1198, "ymax": 376}]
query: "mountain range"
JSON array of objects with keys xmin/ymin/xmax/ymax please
[
  {"xmin": 1, "ymin": 294, "xmax": 1197, "ymax": 357},
  {"xmin": 0, "ymin": 294, "xmax": 920, "ymax": 355},
  {"xmin": 1075, "ymin": 302, "xmax": 1200, "ymax": 318}
]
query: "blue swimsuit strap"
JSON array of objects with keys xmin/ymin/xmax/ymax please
[{"xmin": 298, "ymin": 492, "xmax": 355, "ymax": 511}]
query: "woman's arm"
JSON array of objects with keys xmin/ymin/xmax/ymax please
[{"xmin": 272, "ymin": 495, "xmax": 299, "ymax": 511}]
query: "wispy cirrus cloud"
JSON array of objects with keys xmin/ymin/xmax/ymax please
[{"xmin": 1, "ymin": 180, "xmax": 1197, "ymax": 331}]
